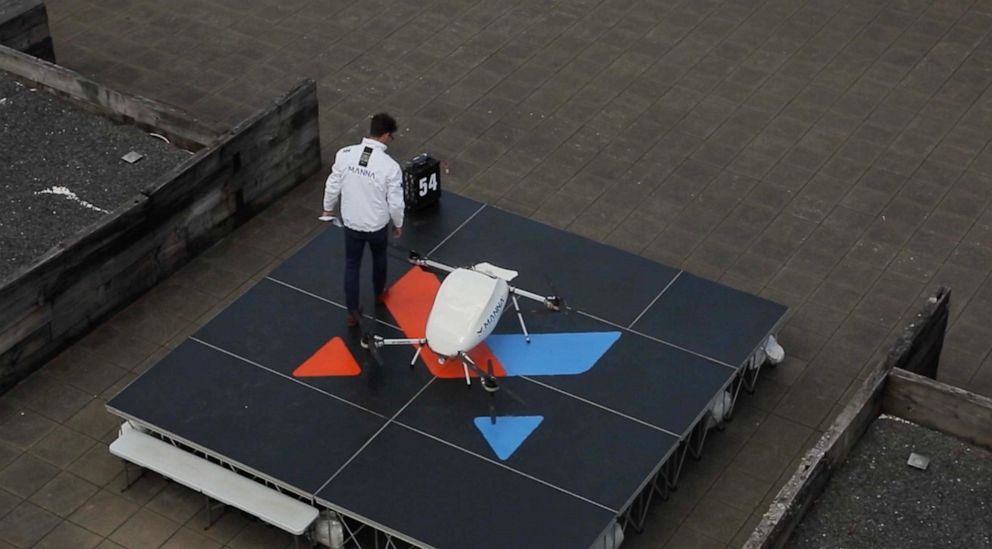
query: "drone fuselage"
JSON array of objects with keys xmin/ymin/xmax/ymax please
[{"xmin": 425, "ymin": 267, "xmax": 509, "ymax": 358}]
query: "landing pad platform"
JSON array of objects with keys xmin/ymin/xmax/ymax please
[{"xmin": 107, "ymin": 194, "xmax": 786, "ymax": 548}]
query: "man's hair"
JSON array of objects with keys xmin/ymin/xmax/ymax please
[{"xmin": 370, "ymin": 113, "xmax": 397, "ymax": 137}]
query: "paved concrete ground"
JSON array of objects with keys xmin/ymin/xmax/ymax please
[{"xmin": 3, "ymin": 0, "xmax": 992, "ymax": 547}]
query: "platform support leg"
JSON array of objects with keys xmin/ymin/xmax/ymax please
[
  {"xmin": 204, "ymin": 496, "xmax": 226, "ymax": 529},
  {"xmin": 744, "ymin": 359, "xmax": 762, "ymax": 393},
  {"xmin": 689, "ymin": 420, "xmax": 710, "ymax": 460},
  {"xmin": 374, "ymin": 529, "xmax": 403, "ymax": 548},
  {"xmin": 120, "ymin": 460, "xmax": 143, "ymax": 492},
  {"xmin": 724, "ymin": 369, "xmax": 747, "ymax": 421},
  {"xmin": 622, "ymin": 482, "xmax": 656, "ymax": 534},
  {"xmin": 664, "ymin": 443, "xmax": 689, "ymax": 490},
  {"xmin": 293, "ymin": 533, "xmax": 314, "ymax": 549},
  {"xmin": 652, "ymin": 468, "xmax": 671, "ymax": 501},
  {"xmin": 338, "ymin": 515, "xmax": 365, "ymax": 547}
]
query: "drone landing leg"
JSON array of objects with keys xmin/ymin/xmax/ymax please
[
  {"xmin": 510, "ymin": 294, "xmax": 531, "ymax": 344},
  {"xmin": 462, "ymin": 363, "xmax": 471, "ymax": 386},
  {"xmin": 410, "ymin": 345, "xmax": 422, "ymax": 369}
]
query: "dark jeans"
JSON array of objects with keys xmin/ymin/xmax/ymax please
[{"xmin": 343, "ymin": 226, "xmax": 388, "ymax": 312}]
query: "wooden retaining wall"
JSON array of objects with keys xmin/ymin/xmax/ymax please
[
  {"xmin": 0, "ymin": 45, "xmax": 321, "ymax": 393},
  {"xmin": 0, "ymin": 0, "xmax": 54, "ymax": 62},
  {"xmin": 0, "ymin": 45, "xmax": 218, "ymax": 151},
  {"xmin": 744, "ymin": 288, "xmax": 964, "ymax": 548}
]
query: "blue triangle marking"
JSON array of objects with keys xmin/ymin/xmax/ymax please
[
  {"xmin": 487, "ymin": 332, "xmax": 621, "ymax": 376},
  {"xmin": 474, "ymin": 416, "xmax": 544, "ymax": 460}
]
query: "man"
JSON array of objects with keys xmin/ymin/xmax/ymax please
[{"xmin": 322, "ymin": 113, "xmax": 405, "ymax": 326}]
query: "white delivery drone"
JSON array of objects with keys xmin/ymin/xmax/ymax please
[{"xmin": 359, "ymin": 251, "xmax": 565, "ymax": 420}]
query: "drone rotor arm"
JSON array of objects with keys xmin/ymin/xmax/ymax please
[
  {"xmin": 374, "ymin": 337, "xmax": 427, "ymax": 347},
  {"xmin": 508, "ymin": 286, "xmax": 563, "ymax": 311},
  {"xmin": 408, "ymin": 253, "xmax": 456, "ymax": 274}
]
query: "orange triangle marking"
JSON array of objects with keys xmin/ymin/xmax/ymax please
[
  {"xmin": 294, "ymin": 337, "xmax": 361, "ymax": 377},
  {"xmin": 385, "ymin": 267, "xmax": 507, "ymax": 379}
]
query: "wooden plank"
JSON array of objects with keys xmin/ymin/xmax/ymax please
[
  {"xmin": 0, "ymin": 320, "xmax": 50, "ymax": 392},
  {"xmin": 0, "ymin": 1, "xmax": 44, "ymax": 38},
  {"xmin": 745, "ymin": 363, "xmax": 890, "ymax": 549},
  {"xmin": 882, "ymin": 368, "xmax": 992, "ymax": 451},
  {"xmin": 0, "ymin": 276, "xmax": 42, "ymax": 331},
  {"xmin": 22, "ymin": 34, "xmax": 51, "ymax": 62},
  {"xmin": 0, "ymin": 303, "xmax": 50, "ymax": 355},
  {"xmin": 881, "ymin": 287, "xmax": 949, "ymax": 379},
  {"xmin": 0, "ymin": 44, "xmax": 218, "ymax": 148},
  {"xmin": 0, "ymin": 0, "xmax": 43, "ymax": 18},
  {"xmin": 1, "ymin": 73, "xmax": 320, "ymax": 396}
]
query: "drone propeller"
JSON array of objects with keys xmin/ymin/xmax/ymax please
[
  {"xmin": 481, "ymin": 359, "xmax": 529, "ymax": 424},
  {"xmin": 365, "ymin": 336, "xmax": 385, "ymax": 368},
  {"xmin": 545, "ymin": 274, "xmax": 571, "ymax": 312},
  {"xmin": 483, "ymin": 359, "xmax": 499, "ymax": 425},
  {"xmin": 526, "ymin": 274, "xmax": 571, "ymax": 315},
  {"xmin": 352, "ymin": 310, "xmax": 385, "ymax": 369},
  {"xmin": 499, "ymin": 381, "xmax": 526, "ymax": 407}
]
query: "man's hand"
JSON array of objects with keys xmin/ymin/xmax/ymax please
[
  {"xmin": 392, "ymin": 226, "xmax": 402, "ymax": 238},
  {"xmin": 318, "ymin": 210, "xmax": 342, "ymax": 226}
]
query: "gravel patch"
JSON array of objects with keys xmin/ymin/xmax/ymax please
[
  {"xmin": 0, "ymin": 73, "xmax": 191, "ymax": 282},
  {"xmin": 788, "ymin": 416, "xmax": 992, "ymax": 549}
]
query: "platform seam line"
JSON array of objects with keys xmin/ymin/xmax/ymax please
[
  {"xmin": 628, "ymin": 271, "xmax": 683, "ymax": 329},
  {"xmin": 315, "ymin": 377, "xmax": 437, "ymax": 495},
  {"xmin": 189, "ymin": 337, "xmax": 389, "ymax": 419},
  {"xmin": 427, "ymin": 203, "xmax": 487, "ymax": 256},
  {"xmin": 520, "ymin": 376, "xmax": 682, "ymax": 438},
  {"xmin": 263, "ymin": 275, "xmax": 736, "ymax": 372},
  {"xmin": 392, "ymin": 421, "xmax": 618, "ymax": 514},
  {"xmin": 576, "ymin": 310, "xmax": 738, "ymax": 370}
]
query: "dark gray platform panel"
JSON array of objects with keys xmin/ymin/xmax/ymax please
[
  {"xmin": 396, "ymin": 376, "xmax": 679, "ymax": 511},
  {"xmin": 267, "ymin": 227, "xmax": 422, "ymax": 306},
  {"xmin": 193, "ymin": 279, "xmax": 433, "ymax": 417},
  {"xmin": 631, "ymin": 273, "xmax": 787, "ymax": 367},
  {"xmin": 318, "ymin": 424, "xmax": 616, "ymax": 549},
  {"xmin": 430, "ymin": 207, "xmax": 681, "ymax": 327},
  {"xmin": 106, "ymin": 341, "xmax": 385, "ymax": 493},
  {"xmin": 535, "ymin": 338, "xmax": 734, "ymax": 436},
  {"xmin": 395, "ymin": 193, "xmax": 484, "ymax": 253},
  {"xmin": 270, "ymin": 194, "xmax": 483, "ymax": 305},
  {"xmin": 484, "ymin": 308, "xmax": 735, "ymax": 436}
]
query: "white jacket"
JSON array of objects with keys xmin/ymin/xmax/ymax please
[{"xmin": 323, "ymin": 138, "xmax": 405, "ymax": 232}]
